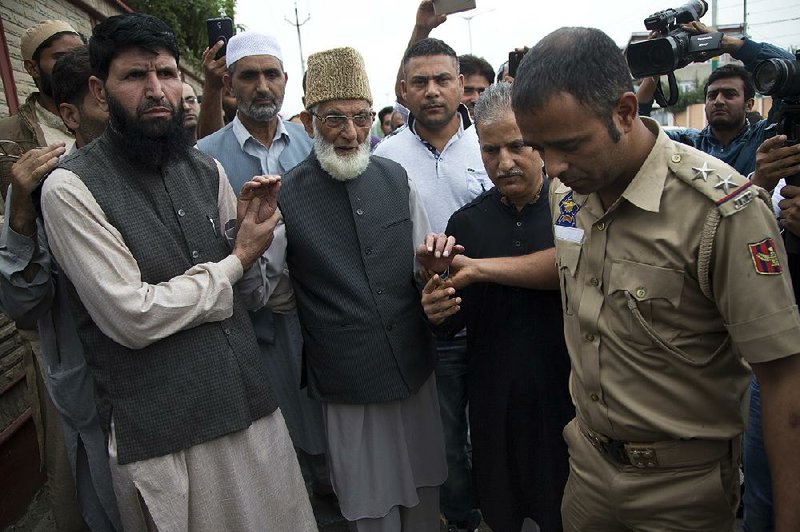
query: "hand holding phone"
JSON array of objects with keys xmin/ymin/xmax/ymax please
[
  {"xmin": 206, "ymin": 17, "xmax": 234, "ymax": 60},
  {"xmin": 432, "ymin": 0, "xmax": 477, "ymax": 16},
  {"xmin": 508, "ymin": 50, "xmax": 527, "ymax": 79}
]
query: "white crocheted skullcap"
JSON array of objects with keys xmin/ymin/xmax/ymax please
[{"xmin": 226, "ymin": 31, "xmax": 283, "ymax": 68}]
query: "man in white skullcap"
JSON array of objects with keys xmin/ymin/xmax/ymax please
[
  {"xmin": 196, "ymin": 33, "xmax": 335, "ymax": 515},
  {"xmin": 278, "ymin": 46, "xmax": 450, "ymax": 531}
]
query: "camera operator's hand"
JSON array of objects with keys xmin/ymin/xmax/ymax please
[
  {"xmin": 779, "ymin": 183, "xmax": 800, "ymax": 238},
  {"xmin": 752, "ymin": 136, "xmax": 800, "ymax": 193},
  {"xmin": 681, "ymin": 20, "xmax": 744, "ymax": 58}
]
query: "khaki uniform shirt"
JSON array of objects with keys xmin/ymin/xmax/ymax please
[{"xmin": 549, "ymin": 118, "xmax": 800, "ymax": 442}]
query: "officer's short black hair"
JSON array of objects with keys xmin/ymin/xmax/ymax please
[{"xmin": 511, "ymin": 27, "xmax": 633, "ymax": 142}]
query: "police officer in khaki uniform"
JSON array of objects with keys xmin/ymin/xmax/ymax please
[{"xmin": 422, "ymin": 27, "xmax": 800, "ymax": 531}]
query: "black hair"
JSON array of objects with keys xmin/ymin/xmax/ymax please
[
  {"xmin": 52, "ymin": 45, "xmax": 92, "ymax": 106},
  {"xmin": 511, "ymin": 27, "xmax": 633, "ymax": 141},
  {"xmin": 89, "ymin": 13, "xmax": 180, "ymax": 80},
  {"xmin": 459, "ymin": 54, "xmax": 494, "ymax": 85},
  {"xmin": 704, "ymin": 64, "xmax": 755, "ymax": 101},
  {"xmin": 402, "ymin": 38, "xmax": 458, "ymax": 76},
  {"xmin": 378, "ymin": 105, "xmax": 394, "ymax": 123},
  {"xmin": 32, "ymin": 30, "xmax": 85, "ymax": 63}
]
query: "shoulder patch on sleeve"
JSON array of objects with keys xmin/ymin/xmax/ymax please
[{"xmin": 749, "ymin": 238, "xmax": 783, "ymax": 275}]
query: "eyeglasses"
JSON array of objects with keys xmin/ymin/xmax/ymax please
[
  {"xmin": 313, "ymin": 111, "xmax": 375, "ymax": 129},
  {"xmin": 184, "ymin": 96, "xmax": 198, "ymax": 104}
]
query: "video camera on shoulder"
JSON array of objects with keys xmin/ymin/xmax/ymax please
[{"xmin": 627, "ymin": 0, "xmax": 723, "ymax": 106}]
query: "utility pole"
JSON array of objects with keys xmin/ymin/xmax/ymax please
[
  {"xmin": 711, "ymin": 0, "xmax": 718, "ymax": 71},
  {"xmin": 743, "ymin": 0, "xmax": 748, "ymax": 35},
  {"xmin": 457, "ymin": 9, "xmax": 495, "ymax": 55},
  {"xmin": 285, "ymin": 1, "xmax": 310, "ymax": 75}
]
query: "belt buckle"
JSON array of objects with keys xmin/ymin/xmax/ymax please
[{"xmin": 627, "ymin": 446, "xmax": 659, "ymax": 468}]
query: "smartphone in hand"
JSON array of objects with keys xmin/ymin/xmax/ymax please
[
  {"xmin": 508, "ymin": 50, "xmax": 526, "ymax": 78},
  {"xmin": 432, "ymin": 0, "xmax": 477, "ymax": 16},
  {"xmin": 207, "ymin": 17, "xmax": 234, "ymax": 60}
]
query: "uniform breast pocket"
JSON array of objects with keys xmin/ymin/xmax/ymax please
[
  {"xmin": 608, "ymin": 260, "xmax": 684, "ymax": 348},
  {"xmin": 556, "ymin": 240, "xmax": 581, "ymax": 315},
  {"xmin": 466, "ymin": 167, "xmax": 491, "ymax": 196}
]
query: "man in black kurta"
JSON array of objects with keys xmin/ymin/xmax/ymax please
[{"xmin": 421, "ymin": 82, "xmax": 573, "ymax": 532}]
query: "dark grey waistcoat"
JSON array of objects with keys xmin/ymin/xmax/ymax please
[
  {"xmin": 56, "ymin": 132, "xmax": 277, "ymax": 465},
  {"xmin": 278, "ymin": 152, "xmax": 435, "ymax": 403}
]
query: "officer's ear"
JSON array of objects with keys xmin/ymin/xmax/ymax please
[
  {"xmin": 745, "ymin": 97, "xmax": 755, "ymax": 112},
  {"xmin": 614, "ymin": 92, "xmax": 639, "ymax": 134},
  {"xmin": 300, "ymin": 110, "xmax": 314, "ymax": 138}
]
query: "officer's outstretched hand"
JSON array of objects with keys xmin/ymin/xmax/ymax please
[
  {"xmin": 421, "ymin": 274, "xmax": 460, "ymax": 325},
  {"xmin": 416, "ymin": 232, "xmax": 464, "ymax": 275}
]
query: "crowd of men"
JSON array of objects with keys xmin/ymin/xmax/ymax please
[{"xmin": 1, "ymin": 0, "xmax": 800, "ymax": 531}]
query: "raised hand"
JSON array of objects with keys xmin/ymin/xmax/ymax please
[
  {"xmin": 238, "ymin": 175, "xmax": 281, "ymax": 229},
  {"xmin": 416, "ymin": 0, "xmax": 447, "ymax": 33},
  {"xmin": 11, "ymin": 142, "xmax": 66, "ymax": 197},
  {"xmin": 201, "ymin": 41, "xmax": 227, "ymax": 92}
]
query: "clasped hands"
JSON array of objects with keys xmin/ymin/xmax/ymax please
[
  {"xmin": 233, "ymin": 175, "xmax": 281, "ymax": 270},
  {"xmin": 416, "ymin": 232, "xmax": 473, "ymax": 325}
]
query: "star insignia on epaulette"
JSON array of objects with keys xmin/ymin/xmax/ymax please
[
  {"xmin": 692, "ymin": 162, "xmax": 714, "ymax": 182},
  {"xmin": 714, "ymin": 174, "xmax": 735, "ymax": 194}
]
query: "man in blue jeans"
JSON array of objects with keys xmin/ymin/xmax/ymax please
[{"xmin": 638, "ymin": 22, "xmax": 795, "ymax": 532}]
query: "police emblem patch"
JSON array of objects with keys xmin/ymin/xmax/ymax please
[
  {"xmin": 556, "ymin": 191, "xmax": 581, "ymax": 228},
  {"xmin": 748, "ymin": 238, "xmax": 782, "ymax": 275}
]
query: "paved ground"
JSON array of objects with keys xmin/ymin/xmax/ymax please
[{"xmin": 8, "ymin": 487, "xmax": 745, "ymax": 531}]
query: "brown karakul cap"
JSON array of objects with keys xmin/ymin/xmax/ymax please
[
  {"xmin": 304, "ymin": 47, "xmax": 372, "ymax": 110},
  {"xmin": 21, "ymin": 20, "xmax": 79, "ymax": 61}
]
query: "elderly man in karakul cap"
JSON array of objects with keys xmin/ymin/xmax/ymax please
[{"xmin": 276, "ymin": 46, "xmax": 454, "ymax": 531}]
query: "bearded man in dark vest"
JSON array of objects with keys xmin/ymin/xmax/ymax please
[
  {"xmin": 279, "ymin": 46, "xmax": 459, "ymax": 532},
  {"xmin": 38, "ymin": 13, "xmax": 316, "ymax": 531}
]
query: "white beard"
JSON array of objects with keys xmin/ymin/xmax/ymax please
[{"xmin": 313, "ymin": 124, "xmax": 371, "ymax": 182}]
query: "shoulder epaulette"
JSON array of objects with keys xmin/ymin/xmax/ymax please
[{"xmin": 667, "ymin": 140, "xmax": 769, "ymax": 217}]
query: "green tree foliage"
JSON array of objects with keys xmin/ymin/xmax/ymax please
[
  {"xmin": 658, "ymin": 79, "xmax": 707, "ymax": 114},
  {"xmin": 124, "ymin": 0, "xmax": 236, "ymax": 68}
]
